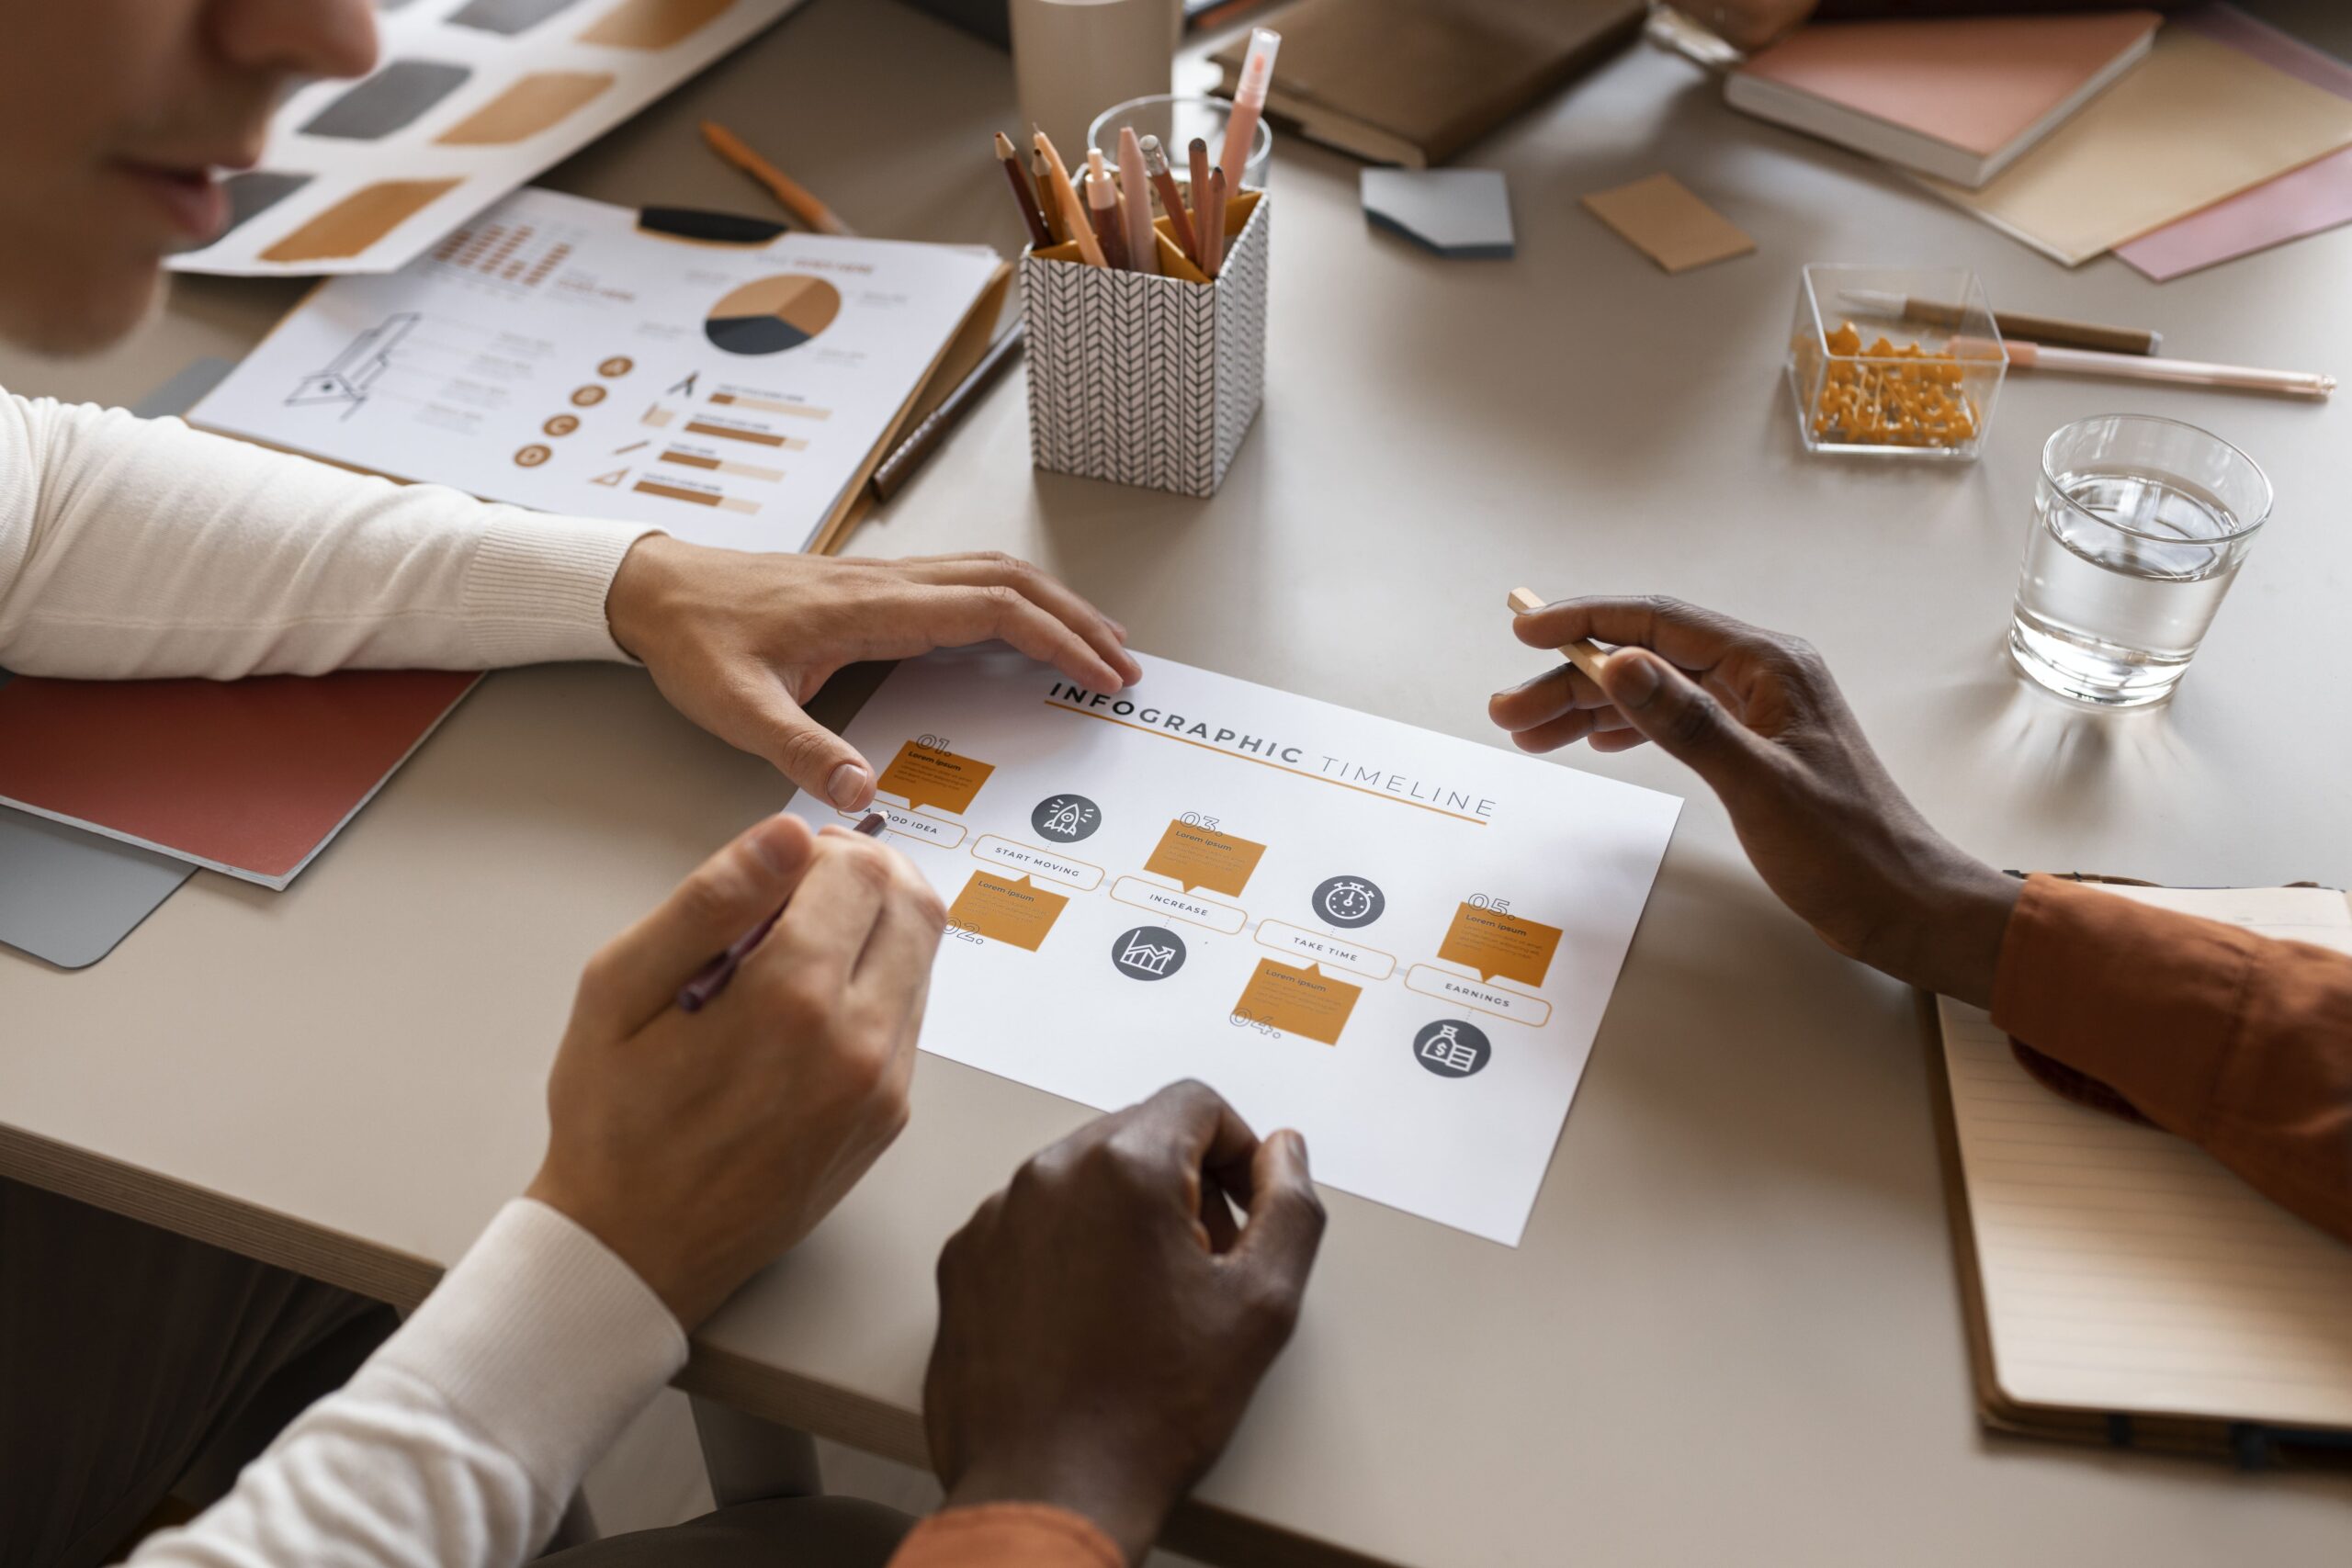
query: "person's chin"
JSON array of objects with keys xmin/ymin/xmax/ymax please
[{"xmin": 0, "ymin": 254, "xmax": 168, "ymax": 357}]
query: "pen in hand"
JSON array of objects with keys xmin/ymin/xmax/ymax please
[{"xmin": 678, "ymin": 810, "xmax": 888, "ymax": 1013}]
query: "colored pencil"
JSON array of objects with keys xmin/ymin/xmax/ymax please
[
  {"xmin": 1086, "ymin": 149, "xmax": 1130, "ymax": 269},
  {"xmin": 1030, "ymin": 148, "xmax": 1069, "ymax": 243},
  {"xmin": 1117, "ymin": 127, "xmax": 1160, "ymax": 276},
  {"xmin": 996, "ymin": 130, "xmax": 1054, "ymax": 249},
  {"xmin": 700, "ymin": 119, "xmax": 854, "ymax": 236},
  {"xmin": 1034, "ymin": 129, "xmax": 1106, "ymax": 267},
  {"xmin": 1139, "ymin": 133, "xmax": 1199, "ymax": 266}
]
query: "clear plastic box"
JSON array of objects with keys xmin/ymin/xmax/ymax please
[{"xmin": 1788, "ymin": 264, "xmax": 2005, "ymax": 460}]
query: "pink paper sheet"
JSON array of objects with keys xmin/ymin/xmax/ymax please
[{"xmin": 2116, "ymin": 5, "xmax": 2352, "ymax": 280}]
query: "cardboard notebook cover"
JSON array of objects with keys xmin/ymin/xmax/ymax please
[
  {"xmin": 1728, "ymin": 11, "xmax": 2160, "ymax": 186},
  {"xmin": 0, "ymin": 670, "xmax": 478, "ymax": 890},
  {"xmin": 1923, "ymin": 874, "xmax": 2352, "ymax": 1469},
  {"xmin": 1213, "ymin": 0, "xmax": 1644, "ymax": 167}
]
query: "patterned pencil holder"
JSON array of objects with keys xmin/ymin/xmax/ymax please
[{"xmin": 1022, "ymin": 189, "xmax": 1267, "ymax": 498}]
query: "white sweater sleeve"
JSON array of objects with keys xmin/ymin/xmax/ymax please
[
  {"xmin": 125, "ymin": 1200, "xmax": 688, "ymax": 1568},
  {"xmin": 0, "ymin": 391, "xmax": 661, "ymax": 679}
]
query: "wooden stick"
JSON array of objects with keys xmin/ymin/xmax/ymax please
[
  {"xmin": 700, "ymin": 120, "xmax": 854, "ymax": 235},
  {"xmin": 1506, "ymin": 588, "xmax": 1609, "ymax": 682},
  {"xmin": 1034, "ymin": 129, "xmax": 1105, "ymax": 267},
  {"xmin": 995, "ymin": 130, "xmax": 1053, "ymax": 250}
]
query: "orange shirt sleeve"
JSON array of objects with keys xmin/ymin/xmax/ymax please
[
  {"xmin": 887, "ymin": 1504, "xmax": 1125, "ymax": 1568},
  {"xmin": 1989, "ymin": 874, "xmax": 2352, "ymax": 1243}
]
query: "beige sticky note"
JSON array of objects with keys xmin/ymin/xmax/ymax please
[
  {"xmin": 1917, "ymin": 28, "xmax": 2352, "ymax": 266},
  {"xmin": 1580, "ymin": 174, "xmax": 1756, "ymax": 273}
]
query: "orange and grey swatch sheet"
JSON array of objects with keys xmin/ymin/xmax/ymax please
[
  {"xmin": 785, "ymin": 648, "xmax": 1683, "ymax": 1246},
  {"xmin": 170, "ymin": 0, "xmax": 812, "ymax": 276},
  {"xmin": 0, "ymin": 671, "xmax": 477, "ymax": 889}
]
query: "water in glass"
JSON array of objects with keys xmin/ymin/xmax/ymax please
[{"xmin": 2010, "ymin": 468, "xmax": 2245, "ymax": 706}]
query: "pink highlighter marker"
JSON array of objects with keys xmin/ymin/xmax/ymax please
[{"xmin": 1217, "ymin": 28, "xmax": 1280, "ymax": 186}]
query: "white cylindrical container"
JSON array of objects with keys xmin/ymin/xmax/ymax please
[{"xmin": 1011, "ymin": 0, "xmax": 1176, "ymax": 161}]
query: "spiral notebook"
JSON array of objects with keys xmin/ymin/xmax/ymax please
[{"xmin": 1928, "ymin": 880, "xmax": 2352, "ymax": 1463}]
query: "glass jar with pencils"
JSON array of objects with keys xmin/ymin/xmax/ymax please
[{"xmin": 1008, "ymin": 119, "xmax": 1271, "ymax": 498}]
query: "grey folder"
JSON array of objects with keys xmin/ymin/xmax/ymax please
[{"xmin": 0, "ymin": 358, "xmax": 234, "ymax": 969}]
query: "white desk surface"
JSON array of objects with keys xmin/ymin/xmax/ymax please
[{"xmin": 6, "ymin": 4, "xmax": 2351, "ymax": 1563}]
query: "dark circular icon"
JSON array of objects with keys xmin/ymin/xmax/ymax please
[
  {"xmin": 569, "ymin": 384, "xmax": 607, "ymax": 407},
  {"xmin": 1031, "ymin": 793, "xmax": 1102, "ymax": 843},
  {"xmin": 1111, "ymin": 925, "xmax": 1186, "ymax": 982},
  {"xmin": 1312, "ymin": 874, "xmax": 1386, "ymax": 930},
  {"xmin": 542, "ymin": 412, "xmax": 580, "ymax": 436},
  {"xmin": 513, "ymin": 443, "xmax": 551, "ymax": 468},
  {"xmin": 1412, "ymin": 1019, "xmax": 1491, "ymax": 1078},
  {"xmin": 598, "ymin": 355, "xmax": 635, "ymax": 377}
]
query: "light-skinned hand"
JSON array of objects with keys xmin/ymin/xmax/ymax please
[
  {"xmin": 527, "ymin": 814, "xmax": 946, "ymax": 1328},
  {"xmin": 924, "ymin": 1081, "xmax": 1326, "ymax": 1563},
  {"xmin": 605, "ymin": 538, "xmax": 1142, "ymax": 813},
  {"xmin": 1490, "ymin": 595, "xmax": 2018, "ymax": 1006}
]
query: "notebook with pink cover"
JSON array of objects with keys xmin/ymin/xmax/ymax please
[{"xmin": 1727, "ymin": 11, "xmax": 2163, "ymax": 187}]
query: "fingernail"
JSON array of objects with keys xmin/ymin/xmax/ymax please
[
  {"xmin": 828, "ymin": 761, "xmax": 873, "ymax": 809},
  {"xmin": 1280, "ymin": 1129, "xmax": 1308, "ymax": 1162},
  {"xmin": 1607, "ymin": 649, "xmax": 1659, "ymax": 705}
]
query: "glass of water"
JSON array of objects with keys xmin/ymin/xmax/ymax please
[{"xmin": 2009, "ymin": 415, "xmax": 2270, "ymax": 707}]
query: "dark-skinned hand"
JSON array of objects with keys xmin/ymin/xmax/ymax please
[
  {"xmin": 923, "ymin": 1080, "xmax": 1326, "ymax": 1563},
  {"xmin": 1490, "ymin": 595, "xmax": 2018, "ymax": 1006}
]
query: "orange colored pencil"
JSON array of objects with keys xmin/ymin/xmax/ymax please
[{"xmin": 701, "ymin": 119, "xmax": 854, "ymax": 236}]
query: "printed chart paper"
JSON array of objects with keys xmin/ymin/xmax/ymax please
[
  {"xmin": 192, "ymin": 188, "xmax": 1001, "ymax": 552},
  {"xmin": 786, "ymin": 649, "xmax": 1682, "ymax": 1246},
  {"xmin": 169, "ymin": 0, "xmax": 809, "ymax": 276}
]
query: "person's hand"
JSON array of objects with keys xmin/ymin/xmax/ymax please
[
  {"xmin": 605, "ymin": 537, "xmax": 1143, "ymax": 812},
  {"xmin": 924, "ymin": 1081, "xmax": 1326, "ymax": 1562},
  {"xmin": 526, "ymin": 814, "xmax": 946, "ymax": 1328},
  {"xmin": 1489, "ymin": 596, "xmax": 2017, "ymax": 1006}
]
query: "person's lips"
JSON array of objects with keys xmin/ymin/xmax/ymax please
[{"xmin": 114, "ymin": 161, "xmax": 234, "ymax": 243}]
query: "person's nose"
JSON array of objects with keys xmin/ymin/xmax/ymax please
[{"xmin": 209, "ymin": 0, "xmax": 379, "ymax": 83}]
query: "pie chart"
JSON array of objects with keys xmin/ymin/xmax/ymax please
[{"xmin": 705, "ymin": 274, "xmax": 841, "ymax": 355}]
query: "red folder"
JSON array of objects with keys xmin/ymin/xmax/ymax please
[{"xmin": 0, "ymin": 671, "xmax": 478, "ymax": 888}]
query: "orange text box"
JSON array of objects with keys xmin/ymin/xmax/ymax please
[
  {"xmin": 1143, "ymin": 820, "xmax": 1266, "ymax": 896},
  {"xmin": 1232, "ymin": 958, "xmax": 1361, "ymax": 1046},
  {"xmin": 947, "ymin": 871, "xmax": 1069, "ymax": 951},
  {"xmin": 1437, "ymin": 903, "xmax": 1564, "ymax": 987},
  {"xmin": 876, "ymin": 740, "xmax": 994, "ymax": 815}
]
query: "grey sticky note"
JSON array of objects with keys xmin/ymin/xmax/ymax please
[
  {"xmin": 1361, "ymin": 168, "xmax": 1515, "ymax": 260},
  {"xmin": 300, "ymin": 60, "xmax": 472, "ymax": 140},
  {"xmin": 0, "ymin": 800, "xmax": 194, "ymax": 970},
  {"xmin": 132, "ymin": 356, "xmax": 236, "ymax": 420},
  {"xmin": 215, "ymin": 172, "xmax": 314, "ymax": 241}
]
